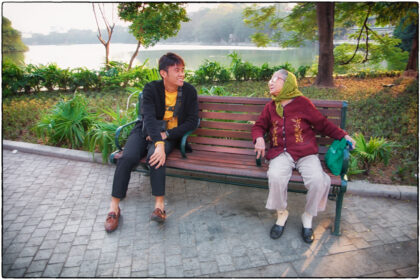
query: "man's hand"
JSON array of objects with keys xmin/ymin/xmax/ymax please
[
  {"xmin": 254, "ymin": 137, "xmax": 266, "ymax": 159},
  {"xmin": 149, "ymin": 143, "xmax": 166, "ymax": 168}
]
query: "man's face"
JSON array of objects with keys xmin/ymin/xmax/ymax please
[
  {"xmin": 268, "ymin": 74, "xmax": 285, "ymax": 97},
  {"xmin": 160, "ymin": 64, "xmax": 185, "ymax": 88}
]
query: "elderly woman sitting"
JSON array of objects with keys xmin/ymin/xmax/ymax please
[{"xmin": 252, "ymin": 69, "xmax": 355, "ymax": 243}]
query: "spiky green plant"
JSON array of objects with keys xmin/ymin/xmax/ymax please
[
  {"xmin": 36, "ymin": 93, "xmax": 95, "ymax": 148},
  {"xmin": 85, "ymin": 105, "xmax": 136, "ymax": 163},
  {"xmin": 351, "ymin": 133, "xmax": 398, "ymax": 175}
]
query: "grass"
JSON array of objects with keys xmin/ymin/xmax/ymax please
[{"xmin": 3, "ymin": 76, "xmax": 418, "ymax": 185}]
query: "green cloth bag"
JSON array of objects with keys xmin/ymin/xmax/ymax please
[{"xmin": 325, "ymin": 138, "xmax": 347, "ymax": 176}]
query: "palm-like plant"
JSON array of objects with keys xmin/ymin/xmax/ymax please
[
  {"xmin": 351, "ymin": 133, "xmax": 398, "ymax": 175},
  {"xmin": 85, "ymin": 105, "xmax": 136, "ymax": 163},
  {"xmin": 36, "ymin": 94, "xmax": 95, "ymax": 148}
]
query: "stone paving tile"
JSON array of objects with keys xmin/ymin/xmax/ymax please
[
  {"xmin": 42, "ymin": 263, "xmax": 64, "ymax": 277},
  {"xmin": 395, "ymin": 265, "xmax": 419, "ymax": 277},
  {"xmin": 2, "ymin": 150, "xmax": 418, "ymax": 278}
]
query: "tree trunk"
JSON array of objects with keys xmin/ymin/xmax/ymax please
[
  {"xmin": 105, "ymin": 41, "xmax": 110, "ymax": 68},
  {"xmin": 128, "ymin": 41, "xmax": 141, "ymax": 71},
  {"xmin": 314, "ymin": 3, "xmax": 335, "ymax": 87},
  {"xmin": 405, "ymin": 24, "xmax": 418, "ymax": 72}
]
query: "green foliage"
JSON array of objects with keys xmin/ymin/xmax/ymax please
[
  {"xmin": 22, "ymin": 64, "xmax": 44, "ymax": 93},
  {"xmin": 188, "ymin": 53, "xmax": 308, "ymax": 83},
  {"xmin": 3, "ymin": 96, "xmax": 57, "ymax": 141},
  {"xmin": 118, "ymin": 3, "xmax": 189, "ymax": 47},
  {"xmin": 347, "ymin": 155, "xmax": 365, "ymax": 176},
  {"xmin": 244, "ymin": 2, "xmax": 417, "ymax": 74},
  {"xmin": 36, "ymin": 94, "xmax": 95, "ymax": 148},
  {"xmin": 56, "ymin": 68, "xmax": 73, "ymax": 91},
  {"xmin": 334, "ymin": 35, "xmax": 409, "ymax": 73},
  {"xmin": 2, "ymin": 16, "xmax": 28, "ymax": 66},
  {"xmin": 37, "ymin": 64, "xmax": 63, "ymax": 91},
  {"xmin": 86, "ymin": 105, "xmax": 136, "ymax": 163},
  {"xmin": 2, "ymin": 61, "xmax": 24, "ymax": 96},
  {"xmin": 276, "ymin": 62, "xmax": 295, "ymax": 73},
  {"xmin": 98, "ymin": 60, "xmax": 156, "ymax": 90},
  {"xmin": 71, "ymin": 68, "xmax": 100, "ymax": 91},
  {"xmin": 257, "ymin": 63, "xmax": 275, "ymax": 81},
  {"xmin": 192, "ymin": 60, "xmax": 231, "ymax": 83},
  {"xmin": 348, "ymin": 69, "xmax": 402, "ymax": 78},
  {"xmin": 243, "ymin": 3, "xmax": 305, "ymax": 47},
  {"xmin": 229, "ymin": 52, "xmax": 258, "ymax": 81},
  {"xmin": 295, "ymin": 65, "xmax": 310, "ymax": 80},
  {"xmin": 199, "ymin": 86, "xmax": 231, "ymax": 96},
  {"xmin": 351, "ymin": 133, "xmax": 397, "ymax": 175},
  {"xmin": 394, "ymin": 14, "xmax": 418, "ymax": 52}
]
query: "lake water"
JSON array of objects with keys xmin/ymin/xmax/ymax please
[{"xmin": 25, "ymin": 43, "xmax": 318, "ymax": 71}]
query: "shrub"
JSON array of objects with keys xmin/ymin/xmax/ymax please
[
  {"xmin": 351, "ymin": 133, "xmax": 397, "ymax": 175},
  {"xmin": 2, "ymin": 61, "xmax": 24, "ymax": 96},
  {"xmin": 295, "ymin": 65, "xmax": 310, "ymax": 80},
  {"xmin": 199, "ymin": 86, "xmax": 231, "ymax": 96},
  {"xmin": 192, "ymin": 60, "xmax": 231, "ymax": 83},
  {"xmin": 71, "ymin": 68, "xmax": 100, "ymax": 91},
  {"xmin": 229, "ymin": 52, "xmax": 257, "ymax": 81},
  {"xmin": 23, "ymin": 64, "xmax": 44, "ymax": 93},
  {"xmin": 36, "ymin": 94, "xmax": 95, "ymax": 148},
  {"xmin": 38, "ymin": 63, "xmax": 62, "ymax": 91},
  {"xmin": 256, "ymin": 63, "xmax": 275, "ymax": 81},
  {"xmin": 275, "ymin": 62, "xmax": 296, "ymax": 74},
  {"xmin": 86, "ymin": 105, "xmax": 136, "ymax": 163},
  {"xmin": 56, "ymin": 68, "xmax": 73, "ymax": 91}
]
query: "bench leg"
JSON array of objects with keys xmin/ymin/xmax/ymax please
[{"xmin": 332, "ymin": 183, "xmax": 347, "ymax": 236}]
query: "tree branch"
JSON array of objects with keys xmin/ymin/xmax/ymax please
[
  {"xmin": 339, "ymin": 4, "xmax": 372, "ymax": 65},
  {"xmin": 363, "ymin": 22, "xmax": 369, "ymax": 63},
  {"xmin": 92, "ymin": 4, "xmax": 105, "ymax": 45}
]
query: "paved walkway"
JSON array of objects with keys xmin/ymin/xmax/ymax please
[{"xmin": 2, "ymin": 149, "xmax": 418, "ymax": 277}]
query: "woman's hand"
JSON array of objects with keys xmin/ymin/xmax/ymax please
[
  {"xmin": 344, "ymin": 135, "xmax": 356, "ymax": 149},
  {"xmin": 254, "ymin": 137, "xmax": 266, "ymax": 159}
]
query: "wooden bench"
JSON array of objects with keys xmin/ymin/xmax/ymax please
[{"xmin": 110, "ymin": 93, "xmax": 350, "ymax": 236}]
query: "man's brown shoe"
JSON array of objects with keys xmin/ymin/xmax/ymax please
[
  {"xmin": 104, "ymin": 207, "xmax": 120, "ymax": 233},
  {"xmin": 150, "ymin": 208, "xmax": 166, "ymax": 223}
]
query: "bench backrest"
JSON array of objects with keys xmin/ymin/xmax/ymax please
[{"xmin": 188, "ymin": 95, "xmax": 347, "ymax": 160}]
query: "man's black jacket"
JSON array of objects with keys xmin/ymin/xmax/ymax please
[{"xmin": 142, "ymin": 80, "xmax": 199, "ymax": 144}]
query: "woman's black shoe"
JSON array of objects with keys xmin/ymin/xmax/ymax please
[
  {"xmin": 301, "ymin": 225, "xmax": 314, "ymax": 243},
  {"xmin": 270, "ymin": 221, "xmax": 287, "ymax": 239}
]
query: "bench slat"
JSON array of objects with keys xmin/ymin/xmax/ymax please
[
  {"xmin": 199, "ymin": 111, "xmax": 259, "ymax": 121},
  {"xmin": 188, "ymin": 136, "xmax": 255, "ymax": 149},
  {"xmin": 199, "ymin": 96, "xmax": 269, "ymax": 104},
  {"xmin": 172, "ymin": 148, "xmax": 258, "ymax": 162},
  {"xmin": 200, "ymin": 120, "xmax": 253, "ymax": 131},
  {"xmin": 190, "ymin": 143, "xmax": 255, "ymax": 155},
  {"xmin": 317, "ymin": 108, "xmax": 342, "ymax": 117},
  {"xmin": 194, "ymin": 128, "xmax": 252, "ymax": 139},
  {"xmin": 199, "ymin": 103, "xmax": 265, "ymax": 113}
]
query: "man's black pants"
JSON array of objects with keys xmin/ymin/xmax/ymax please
[{"xmin": 111, "ymin": 122, "xmax": 176, "ymax": 198}]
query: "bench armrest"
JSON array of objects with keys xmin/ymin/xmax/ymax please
[
  {"xmin": 341, "ymin": 141, "xmax": 353, "ymax": 177},
  {"xmin": 114, "ymin": 119, "xmax": 139, "ymax": 151},
  {"xmin": 256, "ymin": 155, "xmax": 262, "ymax": 167},
  {"xmin": 180, "ymin": 119, "xmax": 200, "ymax": 158}
]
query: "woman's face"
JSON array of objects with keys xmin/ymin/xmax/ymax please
[{"xmin": 268, "ymin": 74, "xmax": 285, "ymax": 96}]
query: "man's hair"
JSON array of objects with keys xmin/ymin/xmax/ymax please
[{"xmin": 158, "ymin": 52, "xmax": 185, "ymax": 73}]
